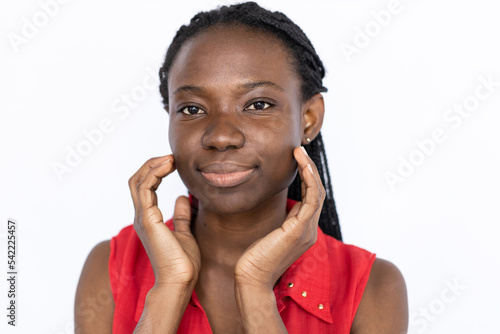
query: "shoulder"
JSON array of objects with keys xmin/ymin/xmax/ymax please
[
  {"xmin": 75, "ymin": 240, "xmax": 114, "ymax": 333},
  {"xmin": 76, "ymin": 239, "xmax": 112, "ymax": 289},
  {"xmin": 319, "ymin": 231, "xmax": 376, "ymax": 272},
  {"xmin": 350, "ymin": 257, "xmax": 408, "ymax": 334}
]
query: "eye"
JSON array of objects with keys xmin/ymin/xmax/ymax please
[
  {"xmin": 245, "ymin": 101, "xmax": 272, "ymax": 111},
  {"xmin": 179, "ymin": 106, "xmax": 204, "ymax": 115}
]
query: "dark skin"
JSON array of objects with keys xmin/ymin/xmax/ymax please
[
  {"xmin": 74, "ymin": 24, "xmax": 408, "ymax": 334},
  {"xmin": 166, "ymin": 24, "xmax": 323, "ymax": 333}
]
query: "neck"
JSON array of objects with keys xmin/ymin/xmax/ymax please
[{"xmin": 192, "ymin": 189, "xmax": 289, "ymax": 268}]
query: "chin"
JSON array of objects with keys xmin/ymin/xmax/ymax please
[{"xmin": 193, "ymin": 186, "xmax": 262, "ymax": 215}]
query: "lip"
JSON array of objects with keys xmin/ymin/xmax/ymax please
[{"xmin": 199, "ymin": 163, "xmax": 256, "ymax": 188}]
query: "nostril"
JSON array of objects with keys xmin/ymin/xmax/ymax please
[{"xmin": 204, "ymin": 142, "xmax": 242, "ymax": 152}]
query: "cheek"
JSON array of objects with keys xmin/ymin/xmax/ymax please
[
  {"xmin": 168, "ymin": 117, "xmax": 176, "ymax": 153},
  {"xmin": 169, "ymin": 119, "xmax": 196, "ymax": 156},
  {"xmin": 263, "ymin": 145, "xmax": 299, "ymax": 195},
  {"xmin": 168, "ymin": 123, "xmax": 197, "ymax": 174},
  {"xmin": 258, "ymin": 113, "xmax": 301, "ymax": 153},
  {"xmin": 251, "ymin": 121, "xmax": 300, "ymax": 187}
]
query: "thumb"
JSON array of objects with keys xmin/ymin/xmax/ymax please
[{"xmin": 172, "ymin": 195, "xmax": 193, "ymax": 235}]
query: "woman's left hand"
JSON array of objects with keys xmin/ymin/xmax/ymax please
[{"xmin": 234, "ymin": 145, "xmax": 325, "ymax": 291}]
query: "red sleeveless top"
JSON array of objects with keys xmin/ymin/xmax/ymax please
[{"xmin": 109, "ymin": 197, "xmax": 376, "ymax": 333}]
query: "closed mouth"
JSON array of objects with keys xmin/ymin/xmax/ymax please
[{"xmin": 200, "ymin": 168, "xmax": 256, "ymax": 188}]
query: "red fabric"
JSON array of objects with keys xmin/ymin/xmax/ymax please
[{"xmin": 109, "ymin": 197, "xmax": 376, "ymax": 333}]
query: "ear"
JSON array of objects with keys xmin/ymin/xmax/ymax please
[{"xmin": 301, "ymin": 93, "xmax": 325, "ymax": 145}]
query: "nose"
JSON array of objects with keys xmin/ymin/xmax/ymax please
[{"xmin": 201, "ymin": 113, "xmax": 245, "ymax": 151}]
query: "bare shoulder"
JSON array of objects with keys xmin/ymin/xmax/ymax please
[
  {"xmin": 350, "ymin": 258, "xmax": 408, "ymax": 334},
  {"xmin": 74, "ymin": 240, "xmax": 115, "ymax": 334}
]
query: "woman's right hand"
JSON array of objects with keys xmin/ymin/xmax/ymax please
[{"xmin": 128, "ymin": 155, "xmax": 201, "ymax": 289}]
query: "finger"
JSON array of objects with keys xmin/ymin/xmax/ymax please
[
  {"xmin": 137, "ymin": 159, "xmax": 176, "ymax": 214},
  {"xmin": 129, "ymin": 155, "xmax": 174, "ymax": 212},
  {"xmin": 292, "ymin": 147, "xmax": 323, "ymax": 224},
  {"xmin": 293, "ymin": 149, "xmax": 306, "ymax": 200},
  {"xmin": 172, "ymin": 195, "xmax": 192, "ymax": 235},
  {"xmin": 134, "ymin": 205, "xmax": 183, "ymax": 276},
  {"xmin": 296, "ymin": 146, "xmax": 325, "ymax": 201},
  {"xmin": 294, "ymin": 146, "xmax": 317, "ymax": 176},
  {"xmin": 300, "ymin": 165, "xmax": 306, "ymax": 200}
]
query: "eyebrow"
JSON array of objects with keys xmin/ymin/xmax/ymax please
[
  {"xmin": 237, "ymin": 81, "xmax": 285, "ymax": 92},
  {"xmin": 172, "ymin": 80, "xmax": 285, "ymax": 96},
  {"xmin": 173, "ymin": 85, "xmax": 204, "ymax": 96}
]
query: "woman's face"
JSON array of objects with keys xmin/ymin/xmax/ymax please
[{"xmin": 167, "ymin": 24, "xmax": 306, "ymax": 214}]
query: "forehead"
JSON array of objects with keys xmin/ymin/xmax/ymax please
[{"xmin": 168, "ymin": 24, "xmax": 300, "ymax": 94}]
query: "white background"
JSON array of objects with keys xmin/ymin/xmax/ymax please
[{"xmin": 1, "ymin": 0, "xmax": 499, "ymax": 333}]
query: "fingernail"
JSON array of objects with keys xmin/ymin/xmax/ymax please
[
  {"xmin": 161, "ymin": 159, "xmax": 172, "ymax": 166},
  {"xmin": 300, "ymin": 146, "xmax": 309, "ymax": 157},
  {"xmin": 307, "ymin": 163, "xmax": 314, "ymax": 174}
]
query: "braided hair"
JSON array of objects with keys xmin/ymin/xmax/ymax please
[{"xmin": 158, "ymin": 1, "xmax": 342, "ymax": 241}]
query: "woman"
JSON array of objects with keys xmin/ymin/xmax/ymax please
[{"xmin": 75, "ymin": 2, "xmax": 408, "ymax": 333}]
